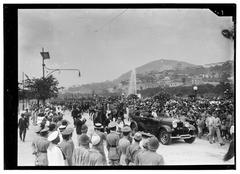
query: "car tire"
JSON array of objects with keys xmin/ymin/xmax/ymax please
[
  {"xmin": 184, "ymin": 137, "xmax": 196, "ymax": 143},
  {"xmin": 159, "ymin": 129, "xmax": 172, "ymax": 145}
]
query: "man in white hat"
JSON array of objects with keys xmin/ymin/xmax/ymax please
[
  {"xmin": 87, "ymin": 134, "xmax": 105, "ymax": 166},
  {"xmin": 47, "ymin": 131, "xmax": 65, "ymax": 166},
  {"xmin": 90, "ymin": 123, "xmax": 107, "ymax": 164}
]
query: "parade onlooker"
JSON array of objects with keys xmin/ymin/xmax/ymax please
[
  {"xmin": 75, "ymin": 115, "xmax": 87, "ymax": 140},
  {"xmin": 196, "ymin": 116, "xmax": 205, "ymax": 138},
  {"xmin": 47, "ymin": 131, "xmax": 65, "ymax": 166},
  {"xmin": 135, "ymin": 136, "xmax": 164, "ymax": 165},
  {"xmin": 72, "ymin": 105, "xmax": 80, "ymax": 125},
  {"xmin": 116, "ymin": 116, "xmax": 124, "ymax": 134},
  {"xmin": 31, "ymin": 126, "xmax": 41, "ymax": 165},
  {"xmin": 24, "ymin": 108, "xmax": 32, "ymax": 128},
  {"xmin": 72, "ymin": 134, "xmax": 90, "ymax": 166},
  {"xmin": 59, "ymin": 126, "xmax": 75, "ymax": 166},
  {"xmin": 18, "ymin": 113, "xmax": 28, "ymax": 142},
  {"xmin": 206, "ymin": 114, "xmax": 215, "ymax": 144},
  {"xmin": 213, "ymin": 112, "xmax": 225, "ymax": 146},
  {"xmin": 118, "ymin": 126, "xmax": 131, "ymax": 165},
  {"xmin": 32, "ymin": 127, "xmax": 50, "ymax": 166},
  {"xmin": 106, "ymin": 122, "xmax": 120, "ymax": 166},
  {"xmin": 224, "ymin": 125, "xmax": 234, "ymax": 161},
  {"xmin": 220, "ymin": 119, "xmax": 227, "ymax": 140},
  {"xmin": 48, "ymin": 123, "xmax": 57, "ymax": 134},
  {"xmin": 125, "ymin": 132, "xmax": 142, "ymax": 165}
]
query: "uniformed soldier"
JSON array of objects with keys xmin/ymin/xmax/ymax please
[
  {"xmin": 59, "ymin": 126, "xmax": 75, "ymax": 166},
  {"xmin": 135, "ymin": 136, "xmax": 164, "ymax": 165},
  {"xmin": 90, "ymin": 123, "xmax": 107, "ymax": 164},
  {"xmin": 106, "ymin": 121, "xmax": 120, "ymax": 166},
  {"xmin": 47, "ymin": 131, "xmax": 65, "ymax": 166},
  {"xmin": 72, "ymin": 134, "xmax": 90, "ymax": 166},
  {"xmin": 125, "ymin": 132, "xmax": 142, "ymax": 165},
  {"xmin": 118, "ymin": 126, "xmax": 131, "ymax": 165},
  {"xmin": 88, "ymin": 134, "xmax": 105, "ymax": 166}
]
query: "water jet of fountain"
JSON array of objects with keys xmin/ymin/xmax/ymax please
[{"xmin": 128, "ymin": 69, "xmax": 137, "ymax": 96}]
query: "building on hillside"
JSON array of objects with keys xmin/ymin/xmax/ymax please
[
  {"xmin": 192, "ymin": 76, "xmax": 203, "ymax": 85},
  {"xmin": 169, "ymin": 81, "xmax": 184, "ymax": 87}
]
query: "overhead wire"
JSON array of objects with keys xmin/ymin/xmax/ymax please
[{"xmin": 94, "ymin": 9, "xmax": 128, "ymax": 32}]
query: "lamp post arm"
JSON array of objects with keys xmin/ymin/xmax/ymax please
[{"xmin": 45, "ymin": 66, "xmax": 81, "ymax": 78}]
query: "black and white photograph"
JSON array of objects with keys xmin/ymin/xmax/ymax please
[{"xmin": 3, "ymin": 4, "xmax": 236, "ymax": 170}]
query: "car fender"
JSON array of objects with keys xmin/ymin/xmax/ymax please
[
  {"xmin": 188, "ymin": 125, "xmax": 196, "ymax": 131},
  {"xmin": 159, "ymin": 125, "xmax": 172, "ymax": 133}
]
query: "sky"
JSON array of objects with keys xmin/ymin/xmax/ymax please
[{"xmin": 18, "ymin": 9, "xmax": 234, "ymax": 88}]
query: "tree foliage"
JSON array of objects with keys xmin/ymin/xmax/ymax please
[{"xmin": 24, "ymin": 75, "xmax": 60, "ymax": 104}]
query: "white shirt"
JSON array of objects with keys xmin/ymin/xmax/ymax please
[
  {"xmin": 117, "ymin": 122, "xmax": 124, "ymax": 132},
  {"xmin": 230, "ymin": 125, "xmax": 234, "ymax": 135},
  {"xmin": 47, "ymin": 143, "xmax": 65, "ymax": 166}
]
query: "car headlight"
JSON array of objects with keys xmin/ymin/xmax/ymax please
[
  {"xmin": 172, "ymin": 121, "xmax": 178, "ymax": 128},
  {"xmin": 184, "ymin": 122, "xmax": 190, "ymax": 127}
]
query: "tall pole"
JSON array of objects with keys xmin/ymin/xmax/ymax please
[
  {"xmin": 42, "ymin": 48, "xmax": 45, "ymax": 78},
  {"xmin": 22, "ymin": 72, "xmax": 25, "ymax": 110}
]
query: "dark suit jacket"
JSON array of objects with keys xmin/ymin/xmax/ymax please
[{"xmin": 18, "ymin": 117, "xmax": 28, "ymax": 130}]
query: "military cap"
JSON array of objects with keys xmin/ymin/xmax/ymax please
[
  {"xmin": 59, "ymin": 125, "xmax": 67, "ymax": 129},
  {"xmin": 48, "ymin": 123, "xmax": 56, "ymax": 131},
  {"xmin": 134, "ymin": 132, "xmax": 142, "ymax": 141},
  {"xmin": 108, "ymin": 121, "xmax": 117, "ymax": 129},
  {"xmin": 40, "ymin": 126, "xmax": 49, "ymax": 133},
  {"xmin": 48, "ymin": 131, "xmax": 59, "ymax": 142},
  {"xmin": 148, "ymin": 136, "xmax": 159, "ymax": 151},
  {"xmin": 94, "ymin": 123, "xmax": 103, "ymax": 129},
  {"xmin": 61, "ymin": 119, "xmax": 69, "ymax": 126},
  {"xmin": 91, "ymin": 134, "xmax": 101, "ymax": 146},
  {"xmin": 78, "ymin": 134, "xmax": 90, "ymax": 146},
  {"xmin": 122, "ymin": 126, "xmax": 131, "ymax": 133},
  {"xmin": 81, "ymin": 124, "xmax": 88, "ymax": 133},
  {"xmin": 62, "ymin": 126, "xmax": 74, "ymax": 135}
]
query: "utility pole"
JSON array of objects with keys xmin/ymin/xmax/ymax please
[
  {"xmin": 42, "ymin": 48, "xmax": 45, "ymax": 78},
  {"xmin": 22, "ymin": 72, "xmax": 25, "ymax": 110}
]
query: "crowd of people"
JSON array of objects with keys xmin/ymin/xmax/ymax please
[{"xmin": 18, "ymin": 93, "xmax": 235, "ymax": 166}]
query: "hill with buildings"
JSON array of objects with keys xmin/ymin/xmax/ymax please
[{"xmin": 66, "ymin": 59, "xmax": 233, "ymax": 95}]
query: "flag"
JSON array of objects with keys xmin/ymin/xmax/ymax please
[{"xmin": 40, "ymin": 52, "xmax": 50, "ymax": 59}]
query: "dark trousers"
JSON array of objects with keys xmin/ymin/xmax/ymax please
[{"xmin": 19, "ymin": 128, "xmax": 26, "ymax": 141}]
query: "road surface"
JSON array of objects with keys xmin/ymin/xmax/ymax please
[{"xmin": 17, "ymin": 110, "xmax": 234, "ymax": 166}]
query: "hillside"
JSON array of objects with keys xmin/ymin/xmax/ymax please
[
  {"xmin": 66, "ymin": 59, "xmax": 233, "ymax": 94},
  {"xmin": 114, "ymin": 59, "xmax": 196, "ymax": 83}
]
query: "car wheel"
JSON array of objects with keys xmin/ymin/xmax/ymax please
[
  {"xmin": 159, "ymin": 129, "xmax": 172, "ymax": 145},
  {"xmin": 184, "ymin": 137, "xmax": 196, "ymax": 143}
]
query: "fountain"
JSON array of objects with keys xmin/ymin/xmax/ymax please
[{"xmin": 128, "ymin": 69, "xmax": 137, "ymax": 96}]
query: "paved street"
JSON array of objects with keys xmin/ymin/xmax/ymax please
[{"xmin": 18, "ymin": 110, "xmax": 234, "ymax": 166}]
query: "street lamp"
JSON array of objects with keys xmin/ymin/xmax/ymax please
[
  {"xmin": 40, "ymin": 48, "xmax": 50, "ymax": 78},
  {"xmin": 193, "ymin": 85, "xmax": 198, "ymax": 99},
  {"xmin": 40, "ymin": 48, "xmax": 81, "ymax": 78}
]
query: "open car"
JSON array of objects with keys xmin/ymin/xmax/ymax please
[{"xmin": 130, "ymin": 112, "xmax": 197, "ymax": 145}]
